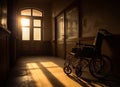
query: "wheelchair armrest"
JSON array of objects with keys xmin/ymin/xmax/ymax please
[
  {"xmin": 84, "ymin": 44, "xmax": 95, "ymax": 47},
  {"xmin": 78, "ymin": 43, "xmax": 95, "ymax": 48}
]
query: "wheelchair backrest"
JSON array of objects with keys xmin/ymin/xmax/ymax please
[
  {"xmin": 93, "ymin": 29, "xmax": 112, "ymax": 52},
  {"xmin": 94, "ymin": 32, "xmax": 104, "ymax": 51}
]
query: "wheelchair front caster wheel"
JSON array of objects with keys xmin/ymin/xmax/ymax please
[{"xmin": 63, "ymin": 66, "xmax": 72, "ymax": 75}]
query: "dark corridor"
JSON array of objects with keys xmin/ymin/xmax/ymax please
[{"xmin": 0, "ymin": 0, "xmax": 120, "ymax": 87}]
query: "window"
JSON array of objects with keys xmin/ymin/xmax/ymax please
[
  {"xmin": 20, "ymin": 8, "xmax": 42, "ymax": 41},
  {"xmin": 57, "ymin": 14, "xmax": 64, "ymax": 40},
  {"xmin": 21, "ymin": 9, "xmax": 31, "ymax": 16},
  {"xmin": 66, "ymin": 7, "xmax": 79, "ymax": 39}
]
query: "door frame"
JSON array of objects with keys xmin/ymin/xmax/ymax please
[{"xmin": 55, "ymin": 0, "xmax": 81, "ymax": 59}]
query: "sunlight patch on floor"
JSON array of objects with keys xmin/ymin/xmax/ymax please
[
  {"xmin": 40, "ymin": 61, "xmax": 82, "ymax": 87},
  {"xmin": 26, "ymin": 63, "xmax": 53, "ymax": 87},
  {"xmin": 25, "ymin": 61, "xmax": 107, "ymax": 87}
]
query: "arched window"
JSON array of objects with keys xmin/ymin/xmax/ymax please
[
  {"xmin": 21, "ymin": 9, "xmax": 42, "ymax": 16},
  {"xmin": 20, "ymin": 8, "xmax": 43, "ymax": 41}
]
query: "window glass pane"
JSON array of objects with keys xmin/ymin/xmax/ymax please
[
  {"xmin": 21, "ymin": 18, "xmax": 30, "ymax": 26},
  {"xmin": 32, "ymin": 9, "xmax": 42, "ymax": 16},
  {"xmin": 33, "ymin": 28, "xmax": 41, "ymax": 40},
  {"xmin": 57, "ymin": 14, "xmax": 64, "ymax": 40},
  {"xmin": 22, "ymin": 27, "xmax": 30, "ymax": 40},
  {"xmin": 21, "ymin": 9, "xmax": 31, "ymax": 16},
  {"xmin": 33, "ymin": 19, "xmax": 41, "ymax": 27},
  {"xmin": 66, "ymin": 7, "xmax": 79, "ymax": 39}
]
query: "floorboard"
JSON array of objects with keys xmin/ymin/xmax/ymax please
[{"xmin": 2, "ymin": 56, "xmax": 120, "ymax": 87}]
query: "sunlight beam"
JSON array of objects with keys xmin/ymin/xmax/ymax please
[
  {"xmin": 26, "ymin": 63, "xmax": 53, "ymax": 87},
  {"xmin": 40, "ymin": 62, "xmax": 82, "ymax": 87},
  {"xmin": 21, "ymin": 18, "xmax": 30, "ymax": 26}
]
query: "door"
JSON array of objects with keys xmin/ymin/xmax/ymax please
[
  {"xmin": 56, "ymin": 7, "xmax": 79, "ymax": 58},
  {"xmin": 18, "ymin": 9, "xmax": 43, "ymax": 55}
]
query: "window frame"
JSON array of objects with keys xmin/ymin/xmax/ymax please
[{"xmin": 19, "ymin": 8, "xmax": 43, "ymax": 41}]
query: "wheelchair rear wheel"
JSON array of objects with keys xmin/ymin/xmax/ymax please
[
  {"xmin": 89, "ymin": 55, "xmax": 112, "ymax": 79},
  {"xmin": 75, "ymin": 67, "xmax": 82, "ymax": 77}
]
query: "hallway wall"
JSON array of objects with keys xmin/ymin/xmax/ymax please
[
  {"xmin": 81, "ymin": 0, "xmax": 120, "ymax": 77},
  {"xmin": 0, "ymin": 0, "xmax": 10, "ymax": 83},
  {"xmin": 82, "ymin": 0, "xmax": 120, "ymax": 37},
  {"xmin": 0, "ymin": 27, "xmax": 10, "ymax": 84}
]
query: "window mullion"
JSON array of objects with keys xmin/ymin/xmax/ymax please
[{"xmin": 30, "ymin": 18, "xmax": 33, "ymax": 41}]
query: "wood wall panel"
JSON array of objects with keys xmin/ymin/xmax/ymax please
[
  {"xmin": 18, "ymin": 41, "xmax": 52, "ymax": 56},
  {"xmin": 0, "ymin": 27, "xmax": 10, "ymax": 84}
]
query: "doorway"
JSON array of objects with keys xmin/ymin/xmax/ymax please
[{"xmin": 18, "ymin": 8, "xmax": 44, "ymax": 55}]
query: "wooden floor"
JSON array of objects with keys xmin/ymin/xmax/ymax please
[{"xmin": 2, "ymin": 56, "xmax": 120, "ymax": 87}]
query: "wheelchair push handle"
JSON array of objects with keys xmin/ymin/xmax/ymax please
[{"xmin": 98, "ymin": 29, "xmax": 113, "ymax": 37}]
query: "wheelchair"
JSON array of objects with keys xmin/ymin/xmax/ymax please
[{"xmin": 63, "ymin": 29, "xmax": 112, "ymax": 79}]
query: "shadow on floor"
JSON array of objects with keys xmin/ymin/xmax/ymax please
[{"xmin": 66, "ymin": 73, "xmax": 120, "ymax": 87}]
